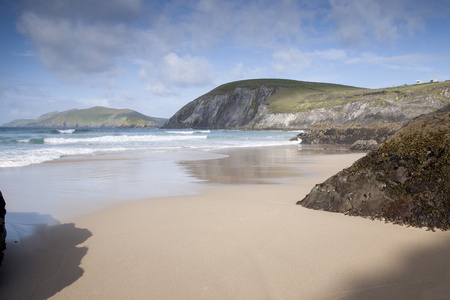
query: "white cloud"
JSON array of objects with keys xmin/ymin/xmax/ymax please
[
  {"xmin": 272, "ymin": 48, "xmax": 347, "ymax": 74},
  {"xmin": 345, "ymin": 52, "xmax": 437, "ymax": 72},
  {"xmin": 139, "ymin": 69, "xmax": 173, "ymax": 96},
  {"xmin": 161, "ymin": 53, "xmax": 212, "ymax": 87},
  {"xmin": 9, "ymin": 109, "xmax": 31, "ymax": 117},
  {"xmin": 182, "ymin": 0, "xmax": 313, "ymax": 49},
  {"xmin": 272, "ymin": 48, "xmax": 312, "ymax": 74},
  {"xmin": 227, "ymin": 63, "xmax": 267, "ymax": 81},
  {"xmin": 77, "ymin": 98, "xmax": 111, "ymax": 108},
  {"xmin": 271, "ymin": 45, "xmax": 439, "ymax": 77},
  {"xmin": 17, "ymin": 12, "xmax": 131, "ymax": 77},
  {"xmin": 0, "ymin": 81, "xmax": 48, "ymax": 98},
  {"xmin": 328, "ymin": 0, "xmax": 427, "ymax": 46},
  {"xmin": 11, "ymin": 0, "xmax": 450, "ymax": 109},
  {"xmin": 313, "ymin": 49, "xmax": 347, "ymax": 61},
  {"xmin": 15, "ymin": 50, "xmax": 36, "ymax": 57},
  {"xmin": 20, "ymin": 0, "xmax": 142, "ymax": 23},
  {"xmin": 138, "ymin": 52, "xmax": 213, "ymax": 95}
]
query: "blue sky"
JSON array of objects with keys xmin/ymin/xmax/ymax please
[{"xmin": 1, "ymin": 0, "xmax": 450, "ymax": 123}]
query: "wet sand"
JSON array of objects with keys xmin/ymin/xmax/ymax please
[{"xmin": 1, "ymin": 148, "xmax": 449, "ymax": 299}]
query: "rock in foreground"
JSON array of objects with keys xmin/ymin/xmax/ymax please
[
  {"xmin": 298, "ymin": 105, "xmax": 450, "ymax": 230},
  {"xmin": 0, "ymin": 191, "xmax": 6, "ymax": 266}
]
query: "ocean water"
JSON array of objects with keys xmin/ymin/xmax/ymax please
[
  {"xmin": 0, "ymin": 127, "xmax": 305, "ymax": 241},
  {"xmin": 0, "ymin": 127, "xmax": 300, "ymax": 168}
]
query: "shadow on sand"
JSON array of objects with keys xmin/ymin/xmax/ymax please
[
  {"xmin": 337, "ymin": 234, "xmax": 450, "ymax": 300},
  {"xmin": 0, "ymin": 212, "xmax": 92, "ymax": 299}
]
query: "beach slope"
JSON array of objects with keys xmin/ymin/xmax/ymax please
[{"xmin": 47, "ymin": 153, "xmax": 450, "ymax": 299}]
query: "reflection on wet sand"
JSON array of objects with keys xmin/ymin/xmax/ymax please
[
  {"xmin": 0, "ymin": 213, "xmax": 92, "ymax": 299},
  {"xmin": 178, "ymin": 144, "xmax": 354, "ymax": 184}
]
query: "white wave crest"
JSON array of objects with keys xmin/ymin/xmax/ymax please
[
  {"xmin": 166, "ymin": 131, "xmax": 196, "ymax": 134},
  {"xmin": 58, "ymin": 129, "xmax": 76, "ymax": 134},
  {"xmin": 166, "ymin": 130, "xmax": 211, "ymax": 135},
  {"xmin": 44, "ymin": 134, "xmax": 207, "ymax": 145},
  {"xmin": 0, "ymin": 147, "xmax": 94, "ymax": 168}
]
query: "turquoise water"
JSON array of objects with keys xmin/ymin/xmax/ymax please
[
  {"xmin": 1, "ymin": 128, "xmax": 306, "ymax": 240},
  {"xmin": 0, "ymin": 128, "xmax": 356, "ymax": 244},
  {"xmin": 0, "ymin": 128, "xmax": 301, "ymax": 168}
]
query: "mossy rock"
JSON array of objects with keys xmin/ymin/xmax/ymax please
[{"xmin": 298, "ymin": 105, "xmax": 450, "ymax": 230}]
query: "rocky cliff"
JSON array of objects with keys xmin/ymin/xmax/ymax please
[
  {"xmin": 2, "ymin": 106, "xmax": 167, "ymax": 128},
  {"xmin": 164, "ymin": 79, "xmax": 450, "ymax": 130},
  {"xmin": 291, "ymin": 122, "xmax": 403, "ymax": 146},
  {"xmin": 164, "ymin": 80, "xmax": 289, "ymax": 129},
  {"xmin": 0, "ymin": 191, "xmax": 6, "ymax": 266},
  {"xmin": 297, "ymin": 105, "xmax": 450, "ymax": 230},
  {"xmin": 163, "ymin": 79, "xmax": 360, "ymax": 129}
]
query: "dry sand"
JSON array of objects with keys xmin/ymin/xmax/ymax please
[{"xmin": 2, "ymin": 153, "xmax": 449, "ymax": 299}]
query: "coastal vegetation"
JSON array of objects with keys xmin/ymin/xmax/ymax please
[
  {"xmin": 265, "ymin": 80, "xmax": 450, "ymax": 114},
  {"xmin": 195, "ymin": 78, "xmax": 450, "ymax": 114},
  {"xmin": 2, "ymin": 106, "xmax": 167, "ymax": 128},
  {"xmin": 205, "ymin": 79, "xmax": 360, "ymax": 97},
  {"xmin": 164, "ymin": 78, "xmax": 450, "ymax": 130},
  {"xmin": 4, "ymin": 79, "xmax": 449, "ymax": 131}
]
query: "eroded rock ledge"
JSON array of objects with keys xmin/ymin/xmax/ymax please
[
  {"xmin": 290, "ymin": 122, "xmax": 403, "ymax": 147},
  {"xmin": 297, "ymin": 105, "xmax": 450, "ymax": 230}
]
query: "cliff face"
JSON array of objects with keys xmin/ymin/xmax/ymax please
[
  {"xmin": 164, "ymin": 79, "xmax": 450, "ymax": 130},
  {"xmin": 298, "ymin": 105, "xmax": 450, "ymax": 230},
  {"xmin": 164, "ymin": 86, "xmax": 284, "ymax": 129}
]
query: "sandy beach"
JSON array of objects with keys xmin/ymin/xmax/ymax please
[{"xmin": 1, "ymin": 150, "xmax": 449, "ymax": 299}]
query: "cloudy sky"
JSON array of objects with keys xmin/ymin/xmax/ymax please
[{"xmin": 1, "ymin": 0, "xmax": 450, "ymax": 123}]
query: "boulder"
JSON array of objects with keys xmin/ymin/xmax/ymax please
[
  {"xmin": 0, "ymin": 191, "xmax": 6, "ymax": 265},
  {"xmin": 298, "ymin": 105, "xmax": 450, "ymax": 230}
]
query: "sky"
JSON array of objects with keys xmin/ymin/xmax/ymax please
[{"xmin": 1, "ymin": 0, "xmax": 450, "ymax": 123}]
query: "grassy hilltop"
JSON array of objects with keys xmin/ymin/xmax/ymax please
[
  {"xmin": 165, "ymin": 78, "xmax": 450, "ymax": 130},
  {"xmin": 206, "ymin": 78, "xmax": 450, "ymax": 114},
  {"xmin": 206, "ymin": 79, "xmax": 363, "ymax": 113},
  {"xmin": 2, "ymin": 106, "xmax": 168, "ymax": 128}
]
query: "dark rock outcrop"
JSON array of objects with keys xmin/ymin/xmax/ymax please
[
  {"xmin": 297, "ymin": 105, "xmax": 450, "ymax": 230},
  {"xmin": 0, "ymin": 191, "xmax": 6, "ymax": 266},
  {"xmin": 350, "ymin": 140, "xmax": 379, "ymax": 151},
  {"xmin": 290, "ymin": 122, "xmax": 402, "ymax": 145}
]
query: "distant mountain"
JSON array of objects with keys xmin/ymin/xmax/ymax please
[
  {"xmin": 2, "ymin": 107, "xmax": 168, "ymax": 128},
  {"xmin": 163, "ymin": 78, "xmax": 450, "ymax": 130}
]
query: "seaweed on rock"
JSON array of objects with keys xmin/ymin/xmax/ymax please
[{"xmin": 298, "ymin": 105, "xmax": 450, "ymax": 230}]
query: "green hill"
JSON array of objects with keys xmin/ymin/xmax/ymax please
[
  {"xmin": 164, "ymin": 78, "xmax": 450, "ymax": 130},
  {"xmin": 2, "ymin": 106, "xmax": 167, "ymax": 128},
  {"xmin": 205, "ymin": 79, "xmax": 362, "ymax": 113}
]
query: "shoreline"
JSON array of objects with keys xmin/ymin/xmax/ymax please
[
  {"xmin": 1, "ymin": 150, "xmax": 449, "ymax": 299},
  {"xmin": 0, "ymin": 143, "xmax": 353, "ymax": 223}
]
